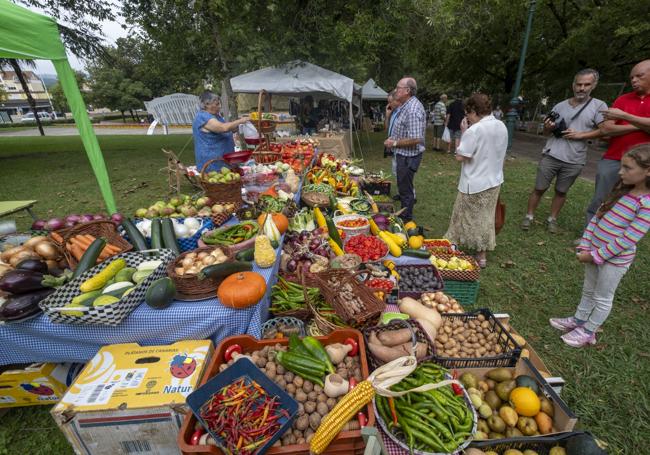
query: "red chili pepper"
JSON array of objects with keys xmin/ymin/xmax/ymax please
[
  {"xmin": 348, "ymin": 377, "xmax": 358, "ymax": 390},
  {"xmin": 357, "ymin": 411, "xmax": 367, "ymax": 427},
  {"xmin": 189, "ymin": 429, "xmax": 204, "ymax": 445},
  {"xmin": 451, "ymin": 383, "xmax": 464, "ymax": 396},
  {"xmin": 388, "ymin": 397, "xmax": 398, "ymax": 425},
  {"xmin": 344, "ymin": 337, "xmax": 359, "ymax": 356}
]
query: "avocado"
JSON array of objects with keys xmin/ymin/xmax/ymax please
[{"xmin": 515, "ymin": 374, "xmax": 540, "ymax": 394}]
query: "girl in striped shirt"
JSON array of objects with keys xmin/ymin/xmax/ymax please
[{"xmin": 550, "ymin": 144, "xmax": 650, "ymax": 347}]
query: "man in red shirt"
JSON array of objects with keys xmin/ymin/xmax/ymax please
[{"xmin": 584, "ymin": 60, "xmax": 650, "ymax": 224}]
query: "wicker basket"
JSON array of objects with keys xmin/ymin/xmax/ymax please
[
  {"xmin": 199, "ymin": 159, "xmax": 243, "ymax": 204},
  {"xmin": 252, "ymin": 149, "xmax": 282, "ymax": 164},
  {"xmin": 362, "ymin": 318, "xmax": 435, "ymax": 371},
  {"xmin": 166, "ymin": 246, "xmax": 233, "ymax": 299},
  {"xmin": 313, "ymin": 269, "xmax": 385, "ymax": 328},
  {"xmin": 52, "ymin": 221, "xmax": 133, "ymax": 270},
  {"xmin": 210, "ymin": 200, "xmax": 242, "ymax": 228},
  {"xmin": 301, "ymin": 191, "xmax": 331, "ymax": 208},
  {"xmin": 430, "ymin": 252, "xmax": 480, "ymax": 281},
  {"xmin": 261, "ymin": 317, "xmax": 306, "ymax": 339}
]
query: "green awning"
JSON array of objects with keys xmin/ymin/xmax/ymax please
[{"xmin": 0, "ymin": 0, "xmax": 117, "ymax": 213}]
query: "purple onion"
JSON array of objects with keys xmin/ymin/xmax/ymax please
[
  {"xmin": 287, "ymin": 259, "xmax": 298, "ymax": 272},
  {"xmin": 110, "ymin": 213, "xmax": 124, "ymax": 224},
  {"xmin": 80, "ymin": 214, "xmax": 94, "ymax": 223},
  {"xmin": 45, "ymin": 218, "xmax": 65, "ymax": 231},
  {"xmin": 31, "ymin": 219, "xmax": 47, "ymax": 230},
  {"xmin": 64, "ymin": 220, "xmax": 76, "ymax": 228},
  {"xmin": 65, "ymin": 214, "xmax": 81, "ymax": 224},
  {"xmin": 93, "ymin": 214, "xmax": 105, "ymax": 221}
]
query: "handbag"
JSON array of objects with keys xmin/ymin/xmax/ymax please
[{"xmin": 495, "ymin": 196, "xmax": 506, "ymax": 235}]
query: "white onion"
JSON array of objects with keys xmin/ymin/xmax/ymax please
[
  {"xmin": 174, "ymin": 224, "xmax": 190, "ymax": 238},
  {"xmin": 184, "ymin": 217, "xmax": 201, "ymax": 230}
]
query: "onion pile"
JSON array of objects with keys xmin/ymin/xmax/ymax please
[
  {"xmin": 31, "ymin": 213, "xmax": 124, "ymax": 231},
  {"xmin": 0, "ymin": 236, "xmax": 65, "ymax": 271},
  {"xmin": 420, "ymin": 291, "xmax": 464, "ymax": 313},
  {"xmin": 174, "ymin": 248, "xmax": 228, "ymax": 276},
  {"xmin": 280, "ymin": 228, "xmax": 332, "ymax": 274}
]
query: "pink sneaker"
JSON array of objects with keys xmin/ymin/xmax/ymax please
[
  {"xmin": 549, "ymin": 317, "xmax": 579, "ymax": 332},
  {"xmin": 561, "ymin": 326, "xmax": 597, "ymax": 348}
]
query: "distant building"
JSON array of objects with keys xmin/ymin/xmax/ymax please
[{"xmin": 0, "ymin": 70, "xmax": 53, "ymax": 116}]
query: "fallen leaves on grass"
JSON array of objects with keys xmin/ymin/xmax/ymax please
[{"xmin": 500, "ymin": 260, "xmax": 516, "ymax": 268}]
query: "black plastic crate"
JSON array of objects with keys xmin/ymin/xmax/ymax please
[
  {"xmin": 471, "ymin": 431, "xmax": 594, "ymax": 452},
  {"xmin": 396, "ymin": 263, "xmax": 444, "ymax": 299},
  {"xmin": 362, "ymin": 180, "xmax": 391, "ymax": 196},
  {"xmin": 432, "ymin": 308, "xmax": 522, "ymax": 368}
]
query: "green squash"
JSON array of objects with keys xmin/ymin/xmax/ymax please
[
  {"xmin": 145, "ymin": 277, "xmax": 176, "ymax": 309},
  {"xmin": 565, "ymin": 433, "xmax": 607, "ymax": 455},
  {"xmin": 515, "ymin": 374, "xmax": 540, "ymax": 395}
]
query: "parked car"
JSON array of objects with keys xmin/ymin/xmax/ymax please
[{"xmin": 20, "ymin": 112, "xmax": 52, "ymax": 123}]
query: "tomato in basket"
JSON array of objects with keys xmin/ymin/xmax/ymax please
[
  {"xmin": 344, "ymin": 235, "xmax": 388, "ymax": 262},
  {"xmin": 338, "ymin": 218, "xmax": 369, "ymax": 228}
]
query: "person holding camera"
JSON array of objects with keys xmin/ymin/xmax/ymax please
[
  {"xmin": 384, "ymin": 77, "xmax": 426, "ymax": 222},
  {"xmin": 521, "ymin": 69, "xmax": 607, "ymax": 233}
]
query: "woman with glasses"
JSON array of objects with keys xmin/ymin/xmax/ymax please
[{"xmin": 444, "ymin": 93, "xmax": 508, "ymax": 268}]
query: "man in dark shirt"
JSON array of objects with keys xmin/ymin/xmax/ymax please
[{"xmin": 446, "ymin": 93, "xmax": 465, "ymax": 153}]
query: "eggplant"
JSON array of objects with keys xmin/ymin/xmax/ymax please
[
  {"xmin": 0, "ymin": 269, "xmax": 46, "ymax": 294},
  {"xmin": 0, "ymin": 288, "xmax": 54, "ymax": 321},
  {"xmin": 16, "ymin": 258, "xmax": 49, "ymax": 274}
]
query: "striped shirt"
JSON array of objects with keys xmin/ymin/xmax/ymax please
[
  {"xmin": 432, "ymin": 101, "xmax": 446, "ymax": 125},
  {"xmin": 579, "ymin": 193, "xmax": 650, "ymax": 266},
  {"xmin": 391, "ymin": 96, "xmax": 426, "ymax": 157}
]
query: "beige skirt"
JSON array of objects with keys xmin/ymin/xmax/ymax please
[{"xmin": 444, "ymin": 185, "xmax": 501, "ymax": 252}]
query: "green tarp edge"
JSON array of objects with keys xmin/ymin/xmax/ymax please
[{"xmin": 0, "ymin": 0, "xmax": 117, "ymax": 214}]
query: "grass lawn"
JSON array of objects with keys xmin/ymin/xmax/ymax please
[{"xmin": 1, "ymin": 131, "xmax": 649, "ymax": 454}]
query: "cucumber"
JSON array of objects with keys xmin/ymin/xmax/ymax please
[
  {"xmin": 197, "ymin": 261, "xmax": 253, "ymax": 281},
  {"xmin": 145, "ymin": 277, "xmax": 176, "ymax": 309},
  {"xmin": 235, "ymin": 248, "xmax": 254, "ymax": 262},
  {"xmin": 325, "ymin": 215, "xmax": 343, "ymax": 248},
  {"xmin": 150, "ymin": 218, "xmax": 163, "ymax": 249},
  {"xmin": 402, "ymin": 248, "xmax": 431, "ymax": 259},
  {"xmin": 71, "ymin": 290, "xmax": 102, "ymax": 307},
  {"xmin": 122, "ymin": 219, "xmax": 148, "ymax": 251},
  {"xmin": 160, "ymin": 218, "xmax": 180, "ymax": 255},
  {"xmin": 72, "ymin": 238, "xmax": 107, "ymax": 279},
  {"xmin": 115, "ymin": 267, "xmax": 136, "ymax": 282}
]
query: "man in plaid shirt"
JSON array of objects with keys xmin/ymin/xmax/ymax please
[{"xmin": 384, "ymin": 77, "xmax": 427, "ymax": 221}]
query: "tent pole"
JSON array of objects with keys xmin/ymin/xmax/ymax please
[{"xmin": 348, "ymin": 100, "xmax": 354, "ymax": 158}]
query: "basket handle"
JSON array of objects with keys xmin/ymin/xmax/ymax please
[{"xmin": 200, "ymin": 158, "xmax": 228, "ymax": 178}]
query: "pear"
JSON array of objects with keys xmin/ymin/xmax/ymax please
[{"xmin": 135, "ymin": 208, "xmax": 148, "ymax": 218}]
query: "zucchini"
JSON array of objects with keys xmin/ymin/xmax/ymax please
[
  {"xmin": 160, "ymin": 218, "xmax": 180, "ymax": 255},
  {"xmin": 145, "ymin": 277, "xmax": 176, "ymax": 309},
  {"xmin": 121, "ymin": 219, "xmax": 148, "ymax": 251},
  {"xmin": 325, "ymin": 215, "xmax": 343, "ymax": 248},
  {"xmin": 71, "ymin": 290, "xmax": 102, "ymax": 306},
  {"xmin": 150, "ymin": 218, "xmax": 163, "ymax": 249},
  {"xmin": 402, "ymin": 248, "xmax": 431, "ymax": 259},
  {"xmin": 197, "ymin": 261, "xmax": 253, "ymax": 280},
  {"xmin": 72, "ymin": 238, "xmax": 107, "ymax": 279},
  {"xmin": 235, "ymin": 248, "xmax": 254, "ymax": 262}
]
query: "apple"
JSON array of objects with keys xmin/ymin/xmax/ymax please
[
  {"xmin": 135, "ymin": 208, "xmax": 148, "ymax": 218},
  {"xmin": 169, "ymin": 197, "xmax": 181, "ymax": 207},
  {"xmin": 195, "ymin": 197, "xmax": 208, "ymax": 208},
  {"xmin": 145, "ymin": 209, "xmax": 158, "ymax": 218}
]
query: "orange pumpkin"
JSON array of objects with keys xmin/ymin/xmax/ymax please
[
  {"xmin": 257, "ymin": 212, "xmax": 289, "ymax": 234},
  {"xmin": 217, "ymin": 271, "xmax": 267, "ymax": 308}
]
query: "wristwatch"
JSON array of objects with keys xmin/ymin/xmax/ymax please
[{"xmin": 392, "ymin": 140, "xmax": 398, "ymax": 148}]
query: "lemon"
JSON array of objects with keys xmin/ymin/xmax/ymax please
[
  {"xmin": 92, "ymin": 295, "xmax": 120, "ymax": 307},
  {"xmin": 510, "ymin": 387, "xmax": 541, "ymax": 417}
]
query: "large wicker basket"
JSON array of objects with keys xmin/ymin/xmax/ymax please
[
  {"xmin": 166, "ymin": 246, "xmax": 233, "ymax": 300},
  {"xmin": 199, "ymin": 159, "xmax": 243, "ymax": 204},
  {"xmin": 313, "ymin": 269, "xmax": 385, "ymax": 328},
  {"xmin": 51, "ymin": 220, "xmax": 133, "ymax": 270}
]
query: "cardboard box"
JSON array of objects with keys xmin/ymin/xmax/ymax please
[
  {"xmin": 52, "ymin": 340, "xmax": 213, "ymax": 455},
  {"xmin": 0, "ymin": 363, "xmax": 83, "ymax": 408},
  {"xmin": 459, "ymin": 357, "xmax": 577, "ymax": 446},
  {"xmin": 494, "ymin": 313, "xmax": 553, "ymax": 377}
]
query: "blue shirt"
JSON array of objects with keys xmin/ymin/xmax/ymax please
[{"xmin": 193, "ymin": 110, "xmax": 235, "ymax": 172}]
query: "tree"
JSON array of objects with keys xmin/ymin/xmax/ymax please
[
  {"xmin": 50, "ymin": 71, "xmax": 87, "ymax": 113},
  {"xmin": 0, "ymin": 59, "xmax": 45, "ymax": 135},
  {"xmin": 87, "ymin": 47, "xmax": 151, "ymax": 122}
]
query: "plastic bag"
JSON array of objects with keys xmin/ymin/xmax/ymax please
[
  {"xmin": 442, "ymin": 126, "xmax": 451, "ymax": 143},
  {"xmin": 240, "ymin": 121, "xmax": 259, "ymax": 139}
]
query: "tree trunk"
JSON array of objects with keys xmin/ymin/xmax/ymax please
[
  {"xmin": 121, "ymin": 110, "xmax": 126, "ymax": 123},
  {"xmin": 10, "ymin": 59, "xmax": 44, "ymax": 136},
  {"xmin": 129, "ymin": 109, "xmax": 136, "ymax": 122},
  {"xmin": 134, "ymin": 110, "xmax": 140, "ymax": 122}
]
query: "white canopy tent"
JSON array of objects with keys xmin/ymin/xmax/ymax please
[
  {"xmin": 230, "ymin": 60, "xmax": 357, "ymax": 154},
  {"xmin": 361, "ymin": 78, "xmax": 388, "ymax": 100}
]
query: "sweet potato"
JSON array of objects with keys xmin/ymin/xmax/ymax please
[{"xmin": 377, "ymin": 328, "xmax": 413, "ymax": 347}]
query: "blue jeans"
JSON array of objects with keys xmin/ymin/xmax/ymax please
[{"xmin": 395, "ymin": 153, "xmax": 422, "ymax": 221}]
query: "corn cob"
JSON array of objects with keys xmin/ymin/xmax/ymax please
[{"xmin": 309, "ymin": 380, "xmax": 375, "ymax": 454}]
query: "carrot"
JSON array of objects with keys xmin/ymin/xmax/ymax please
[
  {"xmin": 104, "ymin": 244, "xmax": 121, "ymax": 254},
  {"xmin": 70, "ymin": 244, "xmax": 84, "ymax": 261},
  {"xmin": 68, "ymin": 237, "xmax": 89, "ymax": 251},
  {"xmin": 50, "ymin": 232, "xmax": 64, "ymax": 244},
  {"xmin": 72, "ymin": 235, "xmax": 92, "ymax": 249},
  {"xmin": 83, "ymin": 234, "xmax": 97, "ymax": 243}
]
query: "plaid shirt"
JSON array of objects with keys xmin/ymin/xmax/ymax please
[
  {"xmin": 433, "ymin": 100, "xmax": 446, "ymax": 125},
  {"xmin": 391, "ymin": 96, "xmax": 426, "ymax": 156}
]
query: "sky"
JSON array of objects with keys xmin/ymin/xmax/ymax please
[{"xmin": 32, "ymin": 8, "xmax": 127, "ymax": 75}]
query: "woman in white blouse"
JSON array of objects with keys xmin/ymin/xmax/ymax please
[{"xmin": 444, "ymin": 93, "xmax": 508, "ymax": 267}]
